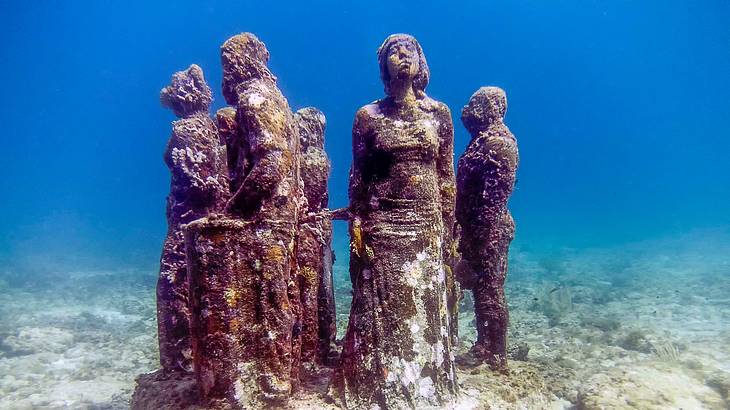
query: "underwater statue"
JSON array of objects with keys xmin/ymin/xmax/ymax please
[
  {"xmin": 455, "ymin": 86, "xmax": 519, "ymax": 371},
  {"xmin": 333, "ymin": 34, "xmax": 459, "ymax": 409},
  {"xmin": 183, "ymin": 33, "xmax": 305, "ymax": 407},
  {"xmin": 214, "ymin": 106, "xmax": 240, "ymax": 193},
  {"xmin": 156, "ymin": 64, "xmax": 229, "ymax": 375},
  {"xmin": 215, "ymin": 32, "xmax": 274, "ymax": 199},
  {"xmin": 294, "ymin": 107, "xmax": 338, "ymax": 365}
]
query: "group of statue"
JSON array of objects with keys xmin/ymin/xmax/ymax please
[{"xmin": 135, "ymin": 32, "xmax": 519, "ymax": 410}]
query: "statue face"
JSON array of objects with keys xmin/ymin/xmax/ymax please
[{"xmin": 386, "ymin": 42, "xmax": 419, "ymax": 82}]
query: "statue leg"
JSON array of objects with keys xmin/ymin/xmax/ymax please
[
  {"xmin": 156, "ymin": 229, "xmax": 193, "ymax": 373},
  {"xmin": 472, "ymin": 275, "xmax": 508, "ymax": 372},
  {"xmin": 186, "ymin": 218, "xmax": 299, "ymax": 407},
  {"xmin": 317, "ymin": 219, "xmax": 338, "ymax": 365}
]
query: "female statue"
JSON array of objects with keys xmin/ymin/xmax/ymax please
[{"xmin": 334, "ymin": 34, "xmax": 458, "ymax": 409}]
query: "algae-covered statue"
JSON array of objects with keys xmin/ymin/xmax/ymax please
[
  {"xmin": 156, "ymin": 64, "xmax": 229, "ymax": 375},
  {"xmin": 183, "ymin": 33, "xmax": 304, "ymax": 407},
  {"xmin": 136, "ymin": 31, "xmax": 523, "ymax": 410},
  {"xmin": 456, "ymin": 86, "xmax": 519, "ymax": 371},
  {"xmin": 333, "ymin": 34, "xmax": 458, "ymax": 409},
  {"xmin": 294, "ymin": 107, "xmax": 338, "ymax": 365}
]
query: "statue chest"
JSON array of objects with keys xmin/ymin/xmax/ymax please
[{"xmin": 370, "ymin": 117, "xmax": 439, "ymax": 160}]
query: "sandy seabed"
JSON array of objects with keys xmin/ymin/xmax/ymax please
[{"xmin": 1, "ymin": 230, "xmax": 728, "ymax": 409}]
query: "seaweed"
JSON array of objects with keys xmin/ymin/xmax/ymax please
[
  {"xmin": 620, "ymin": 329, "xmax": 650, "ymax": 352},
  {"xmin": 650, "ymin": 340, "xmax": 680, "ymax": 362}
]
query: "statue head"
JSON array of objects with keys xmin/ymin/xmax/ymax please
[
  {"xmin": 461, "ymin": 86, "xmax": 507, "ymax": 135},
  {"xmin": 221, "ymin": 33, "xmax": 276, "ymax": 105},
  {"xmin": 296, "ymin": 107, "xmax": 326, "ymax": 150},
  {"xmin": 160, "ymin": 64, "xmax": 213, "ymax": 118},
  {"xmin": 377, "ymin": 34, "xmax": 429, "ymax": 98}
]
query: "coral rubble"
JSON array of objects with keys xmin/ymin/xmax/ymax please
[
  {"xmin": 455, "ymin": 86, "xmax": 519, "ymax": 371},
  {"xmin": 156, "ymin": 64, "xmax": 229, "ymax": 375},
  {"xmin": 332, "ymin": 34, "xmax": 459, "ymax": 409}
]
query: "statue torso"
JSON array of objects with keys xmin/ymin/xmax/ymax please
[{"xmin": 361, "ymin": 100, "xmax": 441, "ymax": 213}]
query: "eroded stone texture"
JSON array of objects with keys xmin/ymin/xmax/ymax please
[
  {"xmin": 221, "ymin": 33, "xmax": 274, "ymax": 106},
  {"xmin": 316, "ymin": 220, "xmax": 337, "ymax": 364},
  {"xmin": 185, "ymin": 217, "xmax": 297, "ymax": 407},
  {"xmin": 156, "ymin": 64, "xmax": 229, "ymax": 374},
  {"xmin": 130, "ymin": 370, "xmax": 198, "ymax": 410},
  {"xmin": 160, "ymin": 64, "xmax": 213, "ymax": 118},
  {"xmin": 224, "ymin": 36, "xmax": 300, "ymax": 223},
  {"xmin": 333, "ymin": 34, "xmax": 458, "ymax": 409},
  {"xmin": 297, "ymin": 108, "xmax": 329, "ymax": 212},
  {"xmin": 184, "ymin": 33, "xmax": 303, "ymax": 406},
  {"xmin": 215, "ymin": 106, "xmax": 243, "ymax": 193},
  {"xmin": 455, "ymin": 86, "xmax": 519, "ymax": 371},
  {"xmin": 294, "ymin": 107, "xmax": 337, "ymax": 365}
]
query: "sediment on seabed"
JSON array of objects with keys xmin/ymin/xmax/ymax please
[{"xmin": 1, "ymin": 232, "xmax": 729, "ymax": 409}]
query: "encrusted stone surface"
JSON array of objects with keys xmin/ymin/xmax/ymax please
[
  {"xmin": 455, "ymin": 86, "xmax": 519, "ymax": 371},
  {"xmin": 183, "ymin": 33, "xmax": 304, "ymax": 407},
  {"xmin": 315, "ymin": 216, "xmax": 337, "ymax": 365},
  {"xmin": 215, "ymin": 106, "xmax": 243, "ymax": 194},
  {"xmin": 160, "ymin": 64, "xmax": 214, "ymax": 118},
  {"xmin": 156, "ymin": 65, "xmax": 229, "ymax": 374},
  {"xmin": 224, "ymin": 37, "xmax": 300, "ymax": 223},
  {"xmin": 294, "ymin": 107, "xmax": 337, "ymax": 365},
  {"xmin": 333, "ymin": 34, "xmax": 458, "ymax": 409},
  {"xmin": 297, "ymin": 107, "xmax": 329, "ymax": 213},
  {"xmin": 130, "ymin": 370, "xmax": 199, "ymax": 410},
  {"xmin": 185, "ymin": 217, "xmax": 298, "ymax": 408},
  {"xmin": 221, "ymin": 33, "xmax": 275, "ymax": 106}
]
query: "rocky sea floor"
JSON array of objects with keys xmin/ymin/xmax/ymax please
[{"xmin": 1, "ymin": 230, "xmax": 729, "ymax": 409}]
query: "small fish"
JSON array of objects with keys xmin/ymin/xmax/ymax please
[{"xmin": 549, "ymin": 286, "xmax": 562, "ymax": 294}]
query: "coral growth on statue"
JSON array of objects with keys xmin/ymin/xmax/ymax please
[
  {"xmin": 456, "ymin": 86, "xmax": 519, "ymax": 371},
  {"xmin": 133, "ymin": 32, "xmax": 518, "ymax": 410}
]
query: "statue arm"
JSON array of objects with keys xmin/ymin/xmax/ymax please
[
  {"xmin": 348, "ymin": 108, "xmax": 370, "ymax": 259},
  {"xmin": 348, "ymin": 108, "xmax": 370, "ymax": 219},
  {"xmin": 227, "ymin": 113, "xmax": 289, "ymax": 212}
]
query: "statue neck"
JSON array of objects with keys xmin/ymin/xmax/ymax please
[{"xmin": 388, "ymin": 80, "xmax": 417, "ymax": 106}]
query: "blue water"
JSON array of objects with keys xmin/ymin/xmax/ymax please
[{"xmin": 1, "ymin": 1, "xmax": 728, "ymax": 275}]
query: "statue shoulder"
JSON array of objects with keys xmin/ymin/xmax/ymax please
[
  {"xmin": 357, "ymin": 101, "xmax": 384, "ymax": 119},
  {"xmin": 420, "ymin": 96, "xmax": 451, "ymax": 116},
  {"xmin": 489, "ymin": 124, "xmax": 517, "ymax": 147},
  {"xmin": 420, "ymin": 98, "xmax": 453, "ymax": 134},
  {"xmin": 485, "ymin": 127, "xmax": 519, "ymax": 164},
  {"xmin": 353, "ymin": 102, "xmax": 383, "ymax": 132}
]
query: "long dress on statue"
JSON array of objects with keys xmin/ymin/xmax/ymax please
[{"xmin": 337, "ymin": 96, "xmax": 458, "ymax": 408}]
